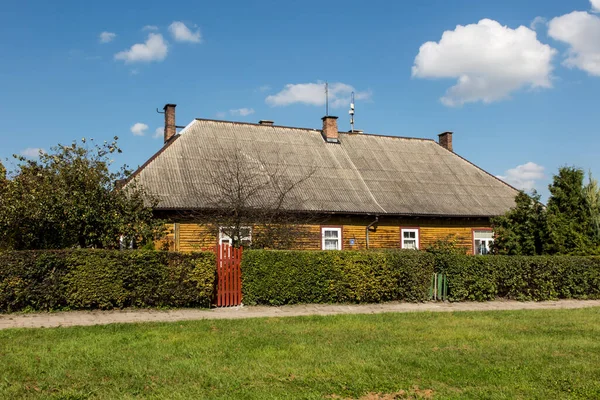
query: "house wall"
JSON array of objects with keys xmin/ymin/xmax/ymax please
[{"xmin": 158, "ymin": 214, "xmax": 491, "ymax": 254}]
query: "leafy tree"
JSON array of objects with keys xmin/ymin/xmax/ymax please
[
  {"xmin": 426, "ymin": 234, "xmax": 469, "ymax": 255},
  {"xmin": 491, "ymin": 191, "xmax": 546, "ymax": 255},
  {"xmin": 584, "ymin": 171, "xmax": 600, "ymax": 242},
  {"xmin": 0, "ymin": 138, "xmax": 164, "ymax": 250},
  {"xmin": 544, "ymin": 166, "xmax": 596, "ymax": 255}
]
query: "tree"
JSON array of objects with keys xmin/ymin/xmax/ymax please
[
  {"xmin": 187, "ymin": 146, "xmax": 319, "ymax": 248},
  {"xmin": 584, "ymin": 171, "xmax": 600, "ymax": 242},
  {"xmin": 0, "ymin": 138, "xmax": 164, "ymax": 250},
  {"xmin": 544, "ymin": 166, "xmax": 596, "ymax": 255},
  {"xmin": 491, "ymin": 191, "xmax": 546, "ymax": 255}
]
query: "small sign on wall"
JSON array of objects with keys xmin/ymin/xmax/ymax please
[{"xmin": 349, "ymin": 238, "xmax": 355, "ymax": 246}]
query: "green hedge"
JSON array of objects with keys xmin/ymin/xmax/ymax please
[
  {"xmin": 0, "ymin": 250, "xmax": 215, "ymax": 312},
  {"xmin": 241, "ymin": 250, "xmax": 434, "ymax": 305},
  {"xmin": 436, "ymin": 255, "xmax": 600, "ymax": 301},
  {"xmin": 4, "ymin": 249, "xmax": 600, "ymax": 312}
]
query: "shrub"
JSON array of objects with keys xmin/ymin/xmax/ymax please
[
  {"xmin": 0, "ymin": 250, "xmax": 215, "ymax": 312},
  {"xmin": 436, "ymin": 254, "xmax": 600, "ymax": 301},
  {"xmin": 241, "ymin": 250, "xmax": 434, "ymax": 305}
]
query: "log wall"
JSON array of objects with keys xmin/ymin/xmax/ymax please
[{"xmin": 158, "ymin": 215, "xmax": 491, "ymax": 254}]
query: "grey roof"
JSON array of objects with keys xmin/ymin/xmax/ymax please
[{"xmin": 129, "ymin": 119, "xmax": 518, "ymax": 217}]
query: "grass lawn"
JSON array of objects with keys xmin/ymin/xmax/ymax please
[{"xmin": 1, "ymin": 308, "xmax": 599, "ymax": 399}]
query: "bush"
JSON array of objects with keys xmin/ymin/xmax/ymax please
[
  {"xmin": 0, "ymin": 250, "xmax": 215, "ymax": 312},
  {"xmin": 436, "ymin": 254, "xmax": 600, "ymax": 301},
  {"xmin": 242, "ymin": 250, "xmax": 434, "ymax": 305}
]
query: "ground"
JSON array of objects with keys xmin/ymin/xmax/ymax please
[
  {"xmin": 1, "ymin": 307, "xmax": 599, "ymax": 399},
  {"xmin": 2, "ymin": 299, "xmax": 599, "ymax": 329}
]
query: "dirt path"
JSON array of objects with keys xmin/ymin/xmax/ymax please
[{"xmin": 1, "ymin": 299, "xmax": 599, "ymax": 330}]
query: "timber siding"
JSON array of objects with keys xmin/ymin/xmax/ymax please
[{"xmin": 159, "ymin": 215, "xmax": 490, "ymax": 254}]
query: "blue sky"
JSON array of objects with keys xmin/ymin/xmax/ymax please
[{"xmin": 1, "ymin": 0, "xmax": 599, "ymax": 199}]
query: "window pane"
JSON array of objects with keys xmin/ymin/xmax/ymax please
[
  {"xmin": 403, "ymin": 231, "xmax": 416, "ymax": 239},
  {"xmin": 324, "ymin": 230, "xmax": 339, "ymax": 239},
  {"xmin": 474, "ymin": 230, "xmax": 493, "ymax": 239},
  {"xmin": 240, "ymin": 228, "xmax": 252, "ymax": 238},
  {"xmin": 404, "ymin": 240, "xmax": 417, "ymax": 249},
  {"xmin": 475, "ymin": 239, "xmax": 491, "ymax": 255},
  {"xmin": 324, "ymin": 239, "xmax": 339, "ymax": 250}
]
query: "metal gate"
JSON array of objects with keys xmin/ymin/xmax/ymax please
[{"xmin": 215, "ymin": 243, "xmax": 243, "ymax": 307}]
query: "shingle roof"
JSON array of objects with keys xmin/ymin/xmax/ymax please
[{"xmin": 129, "ymin": 119, "xmax": 518, "ymax": 217}]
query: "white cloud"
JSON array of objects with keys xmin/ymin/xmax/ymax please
[
  {"xmin": 229, "ymin": 108, "xmax": 255, "ymax": 116},
  {"xmin": 20, "ymin": 148, "xmax": 45, "ymax": 158},
  {"xmin": 592, "ymin": 0, "xmax": 600, "ymax": 13},
  {"xmin": 548, "ymin": 11, "xmax": 600, "ymax": 76},
  {"xmin": 215, "ymin": 111, "xmax": 227, "ymax": 118},
  {"xmin": 130, "ymin": 122, "xmax": 149, "ymax": 136},
  {"xmin": 153, "ymin": 127, "xmax": 163, "ymax": 139},
  {"xmin": 257, "ymin": 85, "xmax": 271, "ymax": 92},
  {"xmin": 168, "ymin": 21, "xmax": 201, "ymax": 43},
  {"xmin": 114, "ymin": 33, "xmax": 168, "ymax": 63},
  {"xmin": 497, "ymin": 162, "xmax": 545, "ymax": 191},
  {"xmin": 412, "ymin": 19, "xmax": 557, "ymax": 106},
  {"xmin": 142, "ymin": 25, "xmax": 159, "ymax": 31},
  {"xmin": 99, "ymin": 31, "xmax": 116, "ymax": 43},
  {"xmin": 530, "ymin": 16, "xmax": 547, "ymax": 30},
  {"xmin": 265, "ymin": 82, "xmax": 371, "ymax": 108}
]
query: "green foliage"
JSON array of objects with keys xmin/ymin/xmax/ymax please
[
  {"xmin": 545, "ymin": 167, "xmax": 596, "ymax": 254},
  {"xmin": 493, "ymin": 166, "xmax": 600, "ymax": 255},
  {"xmin": 584, "ymin": 171, "xmax": 600, "ymax": 242},
  {"xmin": 241, "ymin": 250, "xmax": 434, "ymax": 305},
  {"xmin": 0, "ymin": 138, "xmax": 165, "ymax": 250},
  {"xmin": 0, "ymin": 250, "xmax": 216, "ymax": 312},
  {"xmin": 426, "ymin": 235, "xmax": 469, "ymax": 255},
  {"xmin": 436, "ymin": 254, "xmax": 600, "ymax": 301},
  {"xmin": 492, "ymin": 191, "xmax": 547, "ymax": 255}
]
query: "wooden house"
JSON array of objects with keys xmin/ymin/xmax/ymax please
[{"xmin": 127, "ymin": 104, "xmax": 517, "ymax": 254}]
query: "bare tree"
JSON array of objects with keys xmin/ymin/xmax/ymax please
[{"xmin": 184, "ymin": 146, "xmax": 321, "ymax": 248}]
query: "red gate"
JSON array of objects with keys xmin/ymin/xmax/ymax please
[{"xmin": 215, "ymin": 243, "xmax": 243, "ymax": 307}]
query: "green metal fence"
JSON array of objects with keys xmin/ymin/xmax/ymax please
[{"xmin": 429, "ymin": 273, "xmax": 448, "ymax": 301}]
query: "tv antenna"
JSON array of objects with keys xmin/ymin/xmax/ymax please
[{"xmin": 349, "ymin": 92, "xmax": 355, "ymax": 132}]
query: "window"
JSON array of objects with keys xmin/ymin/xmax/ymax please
[
  {"xmin": 219, "ymin": 226, "xmax": 252, "ymax": 247},
  {"xmin": 321, "ymin": 227, "xmax": 342, "ymax": 250},
  {"xmin": 401, "ymin": 228, "xmax": 419, "ymax": 250},
  {"xmin": 473, "ymin": 230, "xmax": 493, "ymax": 255}
]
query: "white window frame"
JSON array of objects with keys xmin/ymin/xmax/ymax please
[
  {"xmin": 473, "ymin": 230, "xmax": 494, "ymax": 255},
  {"xmin": 219, "ymin": 226, "xmax": 252, "ymax": 246},
  {"xmin": 321, "ymin": 227, "xmax": 342, "ymax": 250},
  {"xmin": 401, "ymin": 228, "xmax": 419, "ymax": 250}
]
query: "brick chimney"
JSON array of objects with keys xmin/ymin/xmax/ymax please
[
  {"xmin": 438, "ymin": 131, "xmax": 453, "ymax": 152},
  {"xmin": 163, "ymin": 104, "xmax": 177, "ymax": 143},
  {"xmin": 321, "ymin": 116, "xmax": 339, "ymax": 143}
]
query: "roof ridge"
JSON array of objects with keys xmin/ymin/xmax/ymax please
[
  {"xmin": 340, "ymin": 132, "xmax": 436, "ymax": 141},
  {"xmin": 194, "ymin": 118, "xmax": 320, "ymax": 132},
  {"xmin": 194, "ymin": 118, "xmax": 436, "ymax": 141}
]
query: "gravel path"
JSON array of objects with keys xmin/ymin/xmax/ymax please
[{"xmin": 1, "ymin": 299, "xmax": 599, "ymax": 330}]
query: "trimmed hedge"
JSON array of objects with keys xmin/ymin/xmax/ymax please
[
  {"xmin": 241, "ymin": 250, "xmax": 434, "ymax": 305},
  {"xmin": 436, "ymin": 255, "xmax": 600, "ymax": 301},
  {"xmin": 0, "ymin": 250, "xmax": 215, "ymax": 312},
  {"xmin": 3, "ymin": 248, "xmax": 600, "ymax": 312}
]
